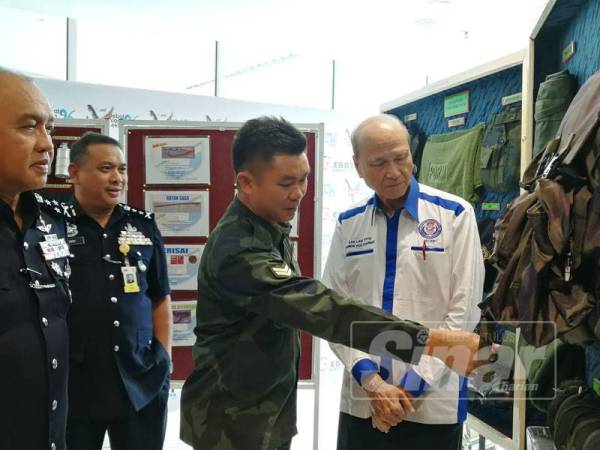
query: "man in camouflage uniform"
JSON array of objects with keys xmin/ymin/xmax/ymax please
[{"xmin": 180, "ymin": 116, "xmax": 483, "ymax": 450}]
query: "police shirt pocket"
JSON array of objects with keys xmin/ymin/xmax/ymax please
[
  {"xmin": 137, "ymin": 328, "xmax": 154, "ymax": 353},
  {"xmin": 131, "ymin": 246, "xmax": 152, "ymax": 266},
  {"xmin": 132, "ymin": 328, "xmax": 157, "ymax": 370},
  {"xmin": 130, "ymin": 247, "xmax": 152, "ymax": 287},
  {"xmin": 153, "ymin": 338, "xmax": 170, "ymax": 365}
]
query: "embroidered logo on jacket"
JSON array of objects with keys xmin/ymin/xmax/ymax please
[{"xmin": 418, "ymin": 219, "xmax": 442, "ymax": 240}]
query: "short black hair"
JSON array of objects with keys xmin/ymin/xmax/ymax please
[
  {"xmin": 232, "ymin": 116, "xmax": 306, "ymax": 174},
  {"xmin": 70, "ymin": 132, "xmax": 121, "ymax": 165}
]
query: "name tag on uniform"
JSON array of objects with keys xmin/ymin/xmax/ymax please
[
  {"xmin": 67, "ymin": 236, "xmax": 86, "ymax": 246},
  {"xmin": 39, "ymin": 237, "xmax": 70, "ymax": 261},
  {"xmin": 121, "ymin": 266, "xmax": 140, "ymax": 293}
]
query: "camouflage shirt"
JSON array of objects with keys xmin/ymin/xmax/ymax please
[{"xmin": 180, "ymin": 197, "xmax": 429, "ymax": 450}]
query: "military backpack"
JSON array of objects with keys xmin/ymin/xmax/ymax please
[{"xmin": 481, "ymin": 70, "xmax": 600, "ymax": 347}]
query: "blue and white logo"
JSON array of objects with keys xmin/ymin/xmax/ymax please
[{"xmin": 418, "ymin": 219, "xmax": 442, "ymax": 240}]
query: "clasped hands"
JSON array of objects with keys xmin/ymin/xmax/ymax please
[{"xmin": 362, "ymin": 373, "xmax": 415, "ymax": 433}]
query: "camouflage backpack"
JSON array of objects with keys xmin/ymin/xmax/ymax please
[{"xmin": 480, "ymin": 70, "xmax": 600, "ymax": 347}]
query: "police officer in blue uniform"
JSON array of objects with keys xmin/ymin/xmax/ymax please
[
  {"xmin": 65, "ymin": 132, "xmax": 172, "ymax": 450},
  {"xmin": 0, "ymin": 68, "xmax": 73, "ymax": 450}
]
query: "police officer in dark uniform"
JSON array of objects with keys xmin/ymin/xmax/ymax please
[
  {"xmin": 65, "ymin": 133, "xmax": 172, "ymax": 450},
  {"xmin": 0, "ymin": 67, "xmax": 73, "ymax": 450}
]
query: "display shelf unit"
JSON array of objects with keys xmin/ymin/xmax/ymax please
[
  {"xmin": 381, "ymin": 53, "xmax": 529, "ymax": 450},
  {"xmin": 381, "ymin": 50, "xmax": 525, "ymax": 135},
  {"xmin": 522, "ymin": 0, "xmax": 600, "ymax": 173}
]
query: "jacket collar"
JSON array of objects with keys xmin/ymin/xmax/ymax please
[{"xmin": 231, "ymin": 196, "xmax": 291, "ymax": 244}]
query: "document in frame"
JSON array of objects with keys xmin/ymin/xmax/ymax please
[
  {"xmin": 144, "ymin": 190, "xmax": 210, "ymax": 237},
  {"xmin": 144, "ymin": 136, "xmax": 210, "ymax": 185},
  {"xmin": 165, "ymin": 244, "xmax": 204, "ymax": 291},
  {"xmin": 171, "ymin": 300, "xmax": 197, "ymax": 347}
]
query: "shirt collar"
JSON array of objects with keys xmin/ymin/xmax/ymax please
[
  {"xmin": 4, "ymin": 191, "xmax": 41, "ymax": 229},
  {"xmin": 0, "ymin": 191, "xmax": 47, "ymax": 232},
  {"xmin": 70, "ymin": 196, "xmax": 86, "ymax": 219},
  {"xmin": 0, "ymin": 195, "xmax": 18, "ymax": 223},
  {"xmin": 404, "ymin": 176, "xmax": 420, "ymax": 222},
  {"xmin": 70, "ymin": 196, "xmax": 125, "ymax": 227},
  {"xmin": 372, "ymin": 176, "xmax": 420, "ymax": 222}
]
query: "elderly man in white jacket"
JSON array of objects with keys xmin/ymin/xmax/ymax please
[{"xmin": 323, "ymin": 114, "xmax": 484, "ymax": 450}]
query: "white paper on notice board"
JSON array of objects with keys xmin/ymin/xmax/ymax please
[
  {"xmin": 144, "ymin": 136, "xmax": 210, "ymax": 185},
  {"xmin": 172, "ymin": 300, "xmax": 197, "ymax": 347},
  {"xmin": 144, "ymin": 190, "xmax": 209, "ymax": 237},
  {"xmin": 165, "ymin": 244, "xmax": 204, "ymax": 291}
]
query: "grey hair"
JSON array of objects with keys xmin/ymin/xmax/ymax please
[{"xmin": 350, "ymin": 114, "xmax": 408, "ymax": 156}]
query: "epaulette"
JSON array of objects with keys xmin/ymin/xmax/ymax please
[
  {"xmin": 120, "ymin": 203, "xmax": 154, "ymax": 220},
  {"xmin": 34, "ymin": 192, "xmax": 77, "ymax": 218}
]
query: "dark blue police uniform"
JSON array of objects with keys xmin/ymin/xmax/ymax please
[
  {"xmin": 0, "ymin": 191, "xmax": 74, "ymax": 450},
  {"xmin": 65, "ymin": 201, "xmax": 171, "ymax": 450}
]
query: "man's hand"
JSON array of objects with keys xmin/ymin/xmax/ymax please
[
  {"xmin": 362, "ymin": 374, "xmax": 415, "ymax": 432},
  {"xmin": 424, "ymin": 329, "xmax": 499, "ymax": 376},
  {"xmin": 370, "ymin": 385, "xmax": 415, "ymax": 433},
  {"xmin": 371, "ymin": 413, "xmax": 392, "ymax": 433}
]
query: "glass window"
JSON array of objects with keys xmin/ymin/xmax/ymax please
[
  {"xmin": 77, "ymin": 19, "xmax": 215, "ymax": 96},
  {"xmin": 0, "ymin": 6, "xmax": 66, "ymax": 79}
]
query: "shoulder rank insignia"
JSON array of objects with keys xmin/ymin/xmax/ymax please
[
  {"xmin": 269, "ymin": 263, "xmax": 292, "ymax": 279},
  {"xmin": 34, "ymin": 193, "xmax": 76, "ymax": 218},
  {"xmin": 120, "ymin": 203, "xmax": 154, "ymax": 220}
]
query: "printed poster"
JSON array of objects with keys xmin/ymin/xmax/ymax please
[
  {"xmin": 172, "ymin": 300, "xmax": 197, "ymax": 347},
  {"xmin": 144, "ymin": 190, "xmax": 209, "ymax": 237},
  {"xmin": 144, "ymin": 136, "xmax": 210, "ymax": 184},
  {"xmin": 165, "ymin": 244, "xmax": 204, "ymax": 291}
]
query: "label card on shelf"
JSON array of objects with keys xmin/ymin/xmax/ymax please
[{"xmin": 444, "ymin": 90, "xmax": 470, "ymax": 118}]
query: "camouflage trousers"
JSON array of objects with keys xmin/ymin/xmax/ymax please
[{"xmin": 274, "ymin": 441, "xmax": 292, "ymax": 450}]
